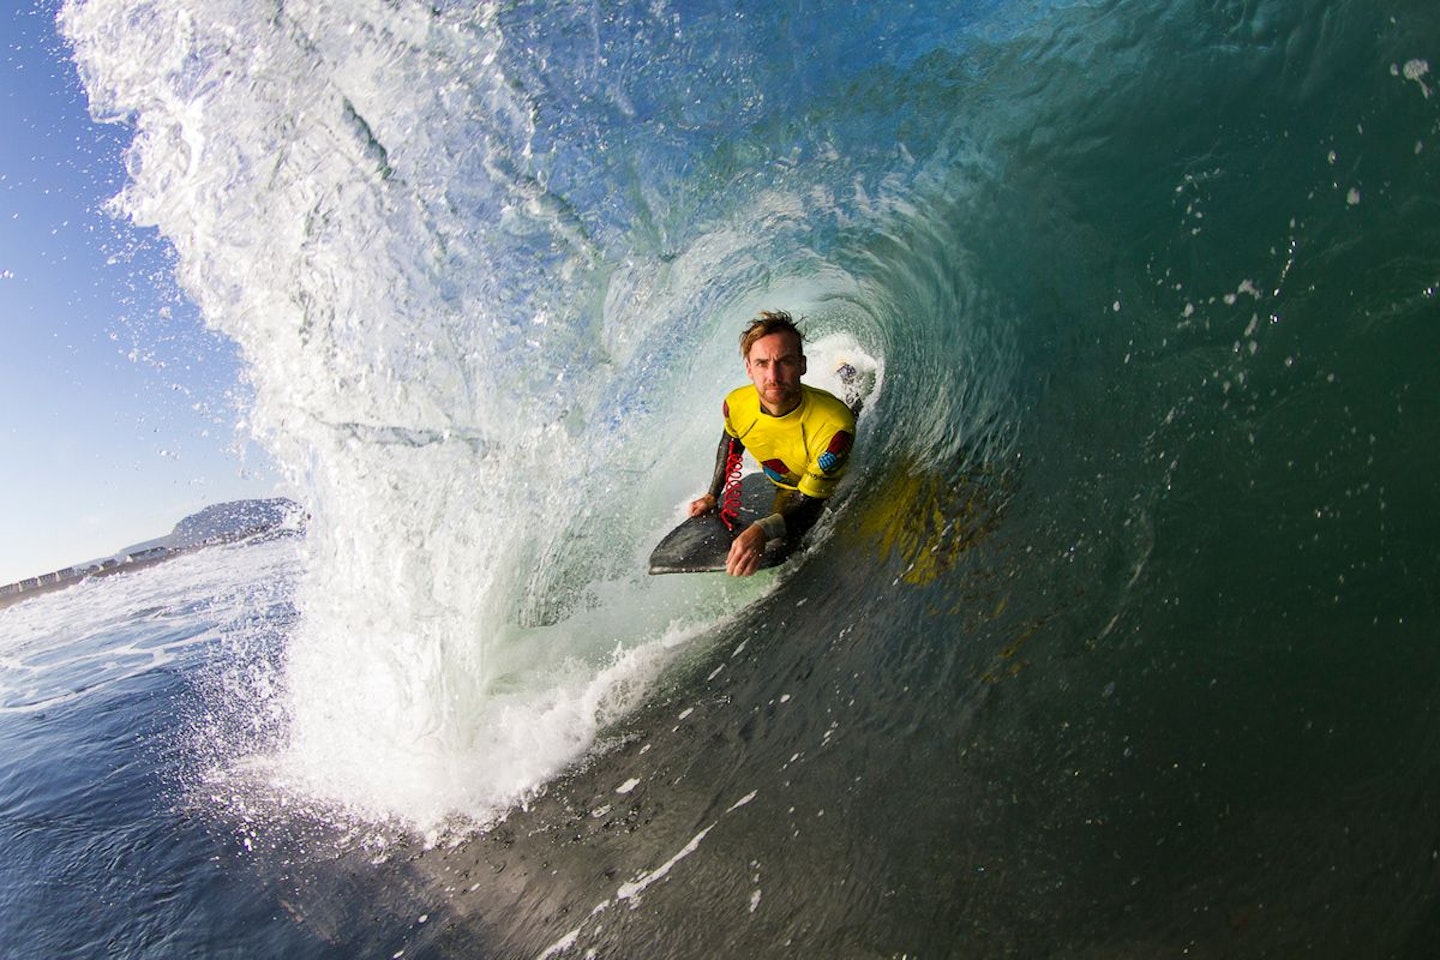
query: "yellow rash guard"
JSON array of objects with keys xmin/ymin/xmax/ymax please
[{"xmin": 722, "ymin": 384, "xmax": 856, "ymax": 498}]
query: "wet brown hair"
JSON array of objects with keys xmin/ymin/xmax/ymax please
[{"xmin": 739, "ymin": 310, "xmax": 805, "ymax": 359}]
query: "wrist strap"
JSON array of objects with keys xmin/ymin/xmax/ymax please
[{"xmin": 757, "ymin": 513, "xmax": 787, "ymax": 541}]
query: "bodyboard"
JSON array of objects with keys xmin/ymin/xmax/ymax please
[{"xmin": 648, "ymin": 473, "xmax": 795, "ymax": 574}]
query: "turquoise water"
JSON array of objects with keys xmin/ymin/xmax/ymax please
[{"xmin": 4, "ymin": 0, "xmax": 1439, "ymax": 955}]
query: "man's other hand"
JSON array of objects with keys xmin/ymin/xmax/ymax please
[{"xmin": 725, "ymin": 523, "xmax": 768, "ymax": 577}]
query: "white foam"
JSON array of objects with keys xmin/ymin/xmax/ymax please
[
  {"xmin": 0, "ymin": 541, "xmax": 297, "ymax": 716},
  {"xmin": 61, "ymin": 0, "xmax": 886, "ymax": 835}
]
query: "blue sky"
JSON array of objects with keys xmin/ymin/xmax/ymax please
[{"xmin": 0, "ymin": 2, "xmax": 280, "ymax": 585}]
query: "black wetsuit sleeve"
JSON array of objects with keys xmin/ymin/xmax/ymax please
[
  {"xmin": 706, "ymin": 432, "xmax": 745, "ymax": 499},
  {"xmin": 776, "ymin": 492, "xmax": 827, "ymax": 540}
]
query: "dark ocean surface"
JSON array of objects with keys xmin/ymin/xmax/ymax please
[{"xmin": 4, "ymin": 0, "xmax": 1439, "ymax": 956}]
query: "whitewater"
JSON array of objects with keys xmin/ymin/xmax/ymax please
[{"xmin": 3, "ymin": 0, "xmax": 1439, "ymax": 956}]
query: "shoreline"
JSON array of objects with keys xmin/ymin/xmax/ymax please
[
  {"xmin": 0, "ymin": 497, "xmax": 301, "ymax": 611},
  {"xmin": 0, "ymin": 548, "xmax": 191, "ymax": 611}
]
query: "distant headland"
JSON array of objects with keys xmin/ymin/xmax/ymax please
[{"xmin": 0, "ymin": 498, "xmax": 303, "ymax": 610}]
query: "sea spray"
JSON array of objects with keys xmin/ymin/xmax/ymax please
[
  {"xmin": 59, "ymin": 0, "xmax": 907, "ymax": 829},
  {"xmin": 60, "ymin": 0, "xmax": 642, "ymax": 825}
]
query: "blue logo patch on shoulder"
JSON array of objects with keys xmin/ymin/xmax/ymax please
[
  {"xmin": 816, "ymin": 431, "xmax": 853, "ymax": 473},
  {"xmin": 761, "ymin": 458, "xmax": 790, "ymax": 483}
]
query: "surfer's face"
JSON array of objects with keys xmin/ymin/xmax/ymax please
[{"xmin": 745, "ymin": 331, "xmax": 806, "ymax": 416}]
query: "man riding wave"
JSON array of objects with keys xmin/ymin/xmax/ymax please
[{"xmin": 689, "ymin": 311, "xmax": 857, "ymax": 577}]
